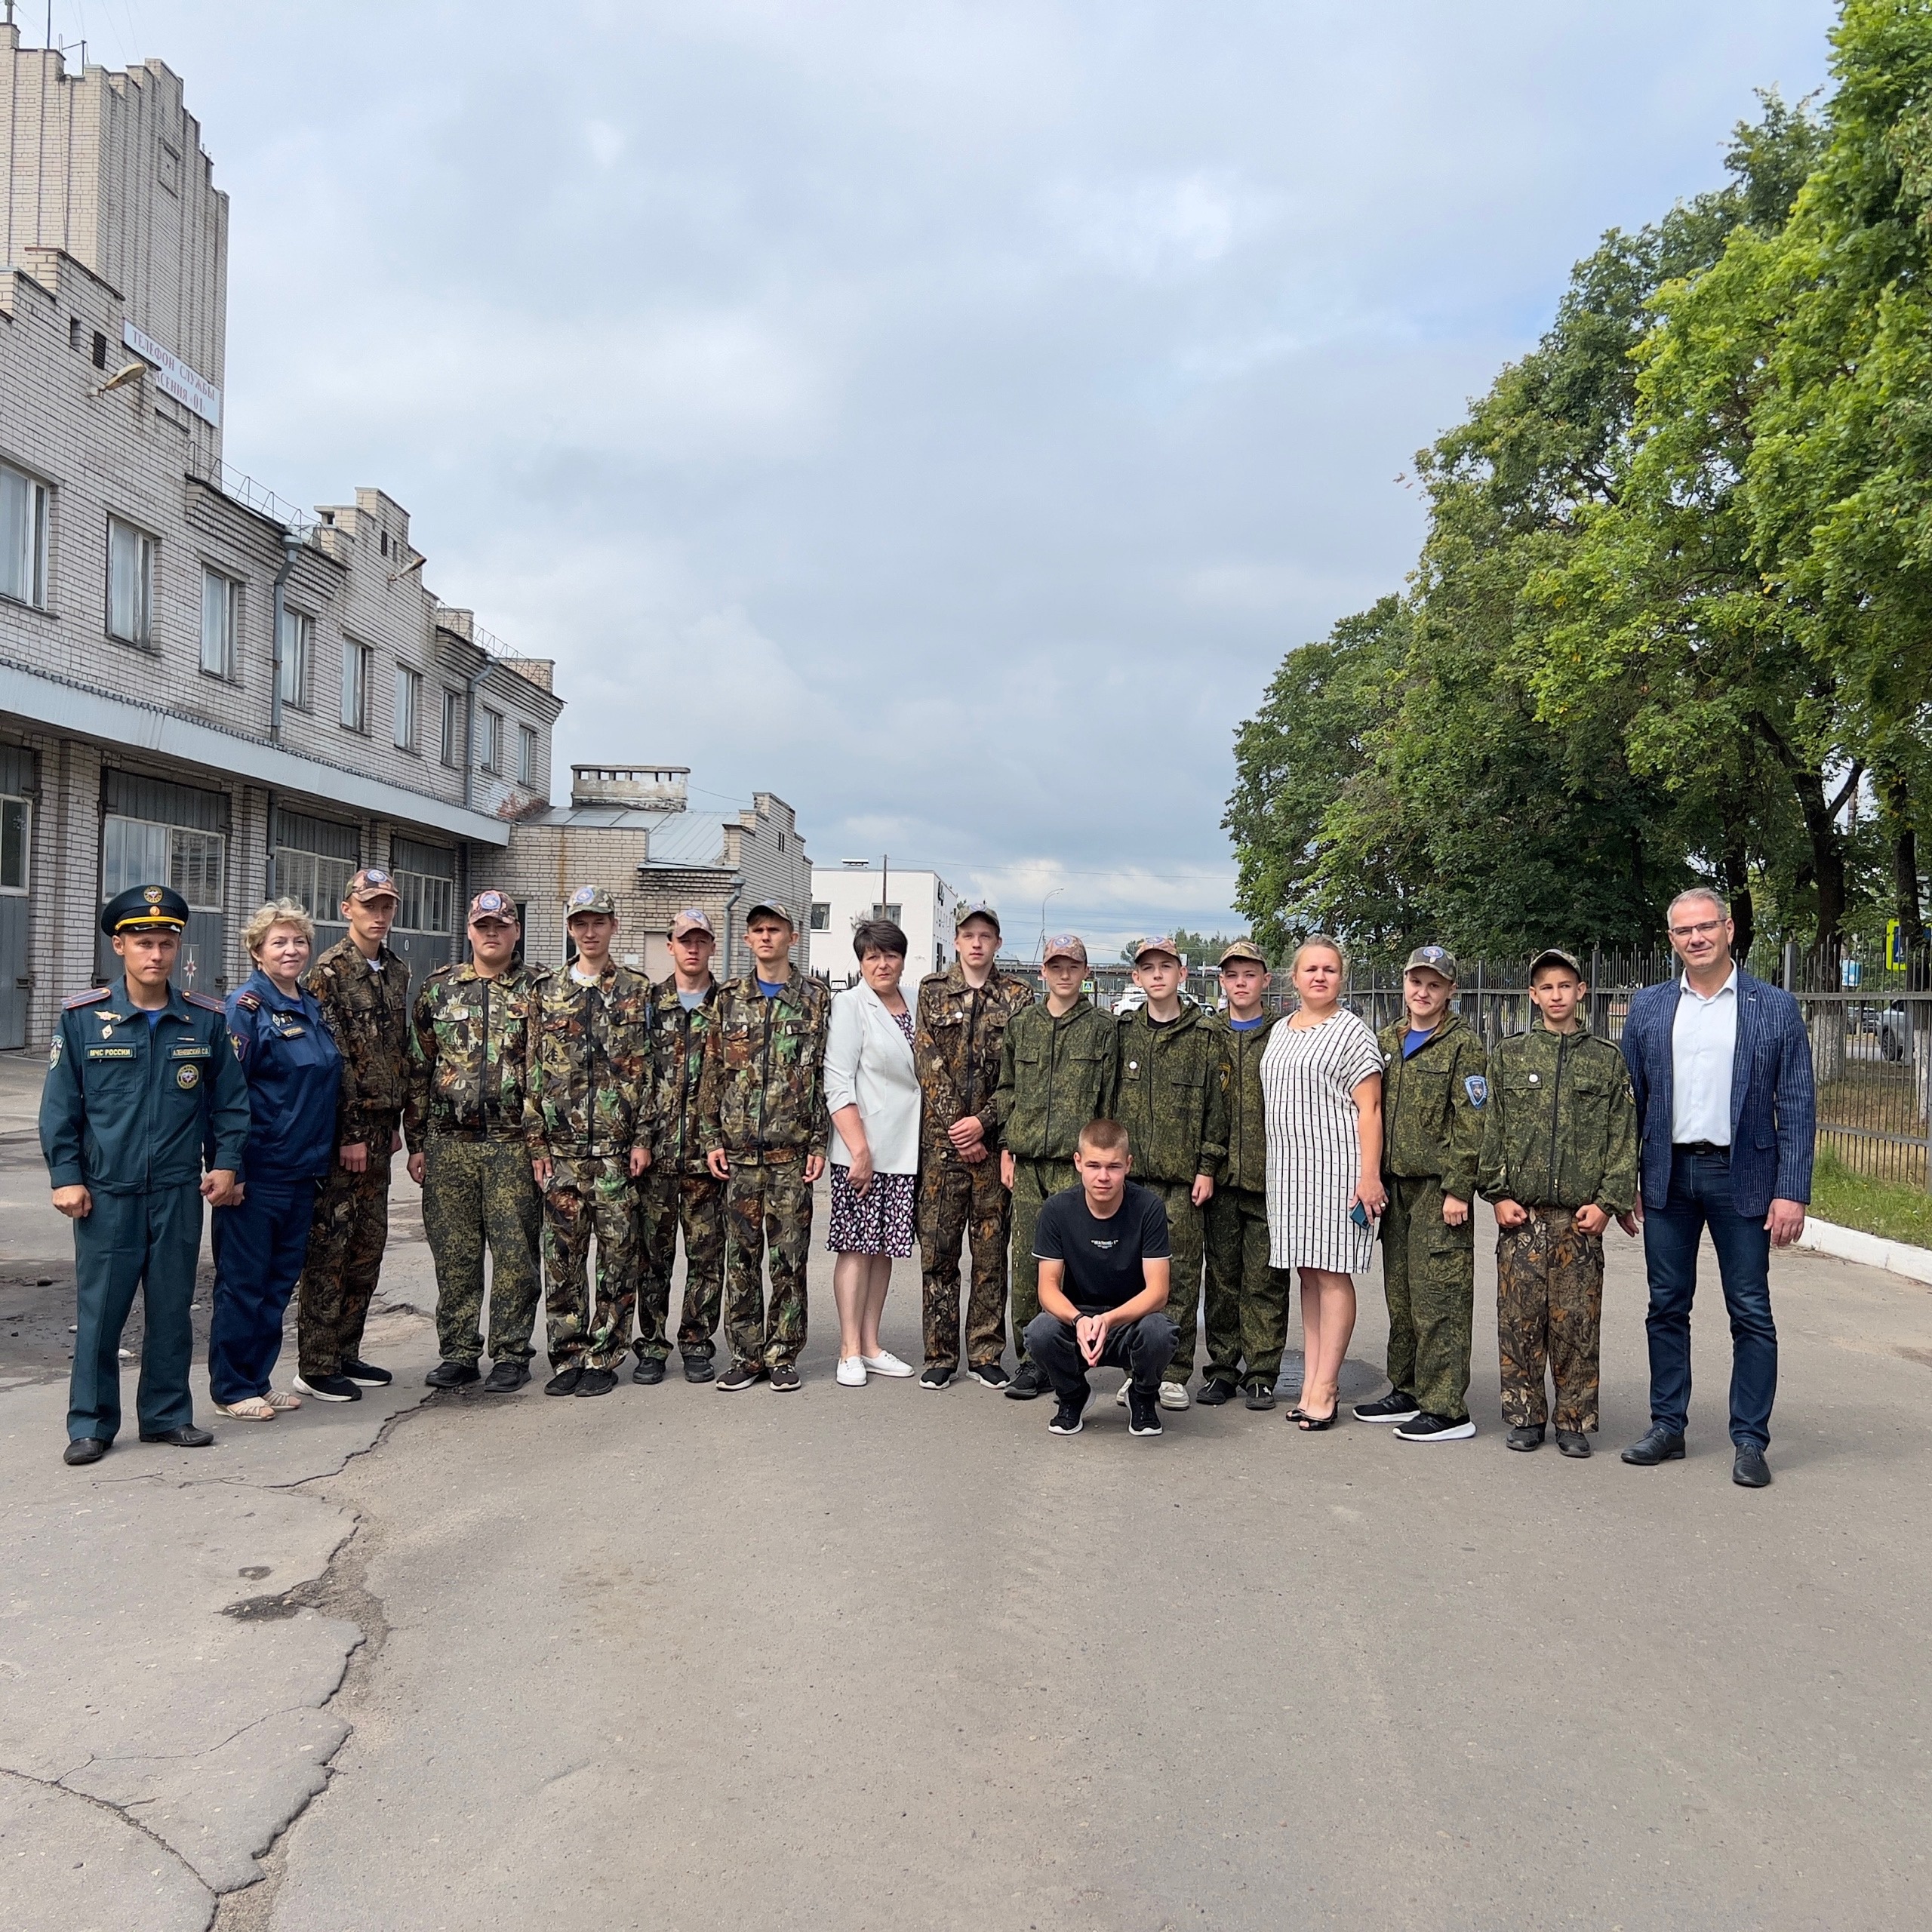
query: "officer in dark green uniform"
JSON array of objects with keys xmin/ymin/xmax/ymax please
[{"xmin": 41, "ymin": 885, "xmax": 251, "ymax": 1464}]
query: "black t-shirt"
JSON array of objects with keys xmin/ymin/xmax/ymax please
[{"xmin": 1033, "ymin": 1181, "xmax": 1171, "ymax": 1315}]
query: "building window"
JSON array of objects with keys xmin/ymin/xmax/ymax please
[
  {"xmin": 440, "ymin": 688, "xmax": 463, "ymax": 767},
  {"xmin": 340, "ymin": 640, "xmax": 371, "ymax": 732},
  {"xmin": 103, "ymin": 814, "xmax": 225, "ymax": 911},
  {"xmin": 0, "ymin": 794, "xmax": 29, "ymax": 893},
  {"xmin": 778, "ymin": 832, "xmax": 786, "ymax": 851},
  {"xmin": 0, "ymin": 463, "xmax": 50, "ymax": 609},
  {"xmin": 395, "ymin": 866, "xmax": 454, "ymax": 935},
  {"xmin": 516, "ymin": 723, "xmax": 539, "ymax": 787},
  {"xmin": 278, "ymin": 608, "xmax": 313, "ymax": 709},
  {"xmin": 479, "ymin": 707, "xmax": 503, "ymax": 774},
  {"xmin": 871, "ymin": 902, "xmax": 903, "ymax": 925},
  {"xmin": 395, "ymin": 666, "xmax": 422, "ymax": 751},
  {"xmin": 273, "ymin": 845, "xmax": 356, "ymax": 919},
  {"xmin": 106, "ymin": 516, "xmax": 155, "ymax": 645},
  {"xmin": 200, "ymin": 568, "xmax": 241, "ymax": 678},
  {"xmin": 809, "ymin": 902, "xmax": 830, "ymax": 932}
]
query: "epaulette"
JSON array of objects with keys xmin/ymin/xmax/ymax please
[
  {"xmin": 188, "ymin": 992, "xmax": 226, "ymax": 1012},
  {"xmin": 427, "ymin": 962, "xmax": 456, "ymax": 982},
  {"xmin": 64, "ymin": 985, "xmax": 112, "ymax": 1009},
  {"xmin": 236, "ymin": 992, "xmax": 263, "ymax": 1011}
]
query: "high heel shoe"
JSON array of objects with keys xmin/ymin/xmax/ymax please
[{"xmin": 1294, "ymin": 1398, "xmax": 1340, "ymax": 1431}]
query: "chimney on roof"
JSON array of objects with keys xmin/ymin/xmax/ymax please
[{"xmin": 571, "ymin": 764, "xmax": 689, "ymax": 811}]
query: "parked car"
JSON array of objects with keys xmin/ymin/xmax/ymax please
[
  {"xmin": 1113, "ymin": 986, "xmax": 1146, "ymax": 1017},
  {"xmin": 1877, "ymin": 1001, "xmax": 1913, "ymax": 1063}
]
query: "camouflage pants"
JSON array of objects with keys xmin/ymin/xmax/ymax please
[
  {"xmin": 722, "ymin": 1160, "xmax": 812, "ymax": 1371},
  {"xmin": 1381, "ymin": 1173, "xmax": 1475, "ymax": 1420},
  {"xmin": 916, "ymin": 1150, "xmax": 1010, "ymax": 1371},
  {"xmin": 422, "ymin": 1137, "xmax": 546, "ymax": 1365},
  {"xmin": 295, "ymin": 1128, "xmax": 397, "ymax": 1380},
  {"xmin": 636, "ymin": 1169, "xmax": 728, "ymax": 1361},
  {"xmin": 541, "ymin": 1155, "xmax": 638, "ymax": 1371},
  {"xmin": 1496, "ymin": 1208, "xmax": 1605, "ymax": 1432},
  {"xmin": 1143, "ymin": 1178, "xmax": 1206, "ymax": 1385},
  {"xmin": 1008, "ymin": 1157, "xmax": 1076, "ymax": 1367},
  {"xmin": 1207, "ymin": 1183, "xmax": 1287, "ymax": 1385}
]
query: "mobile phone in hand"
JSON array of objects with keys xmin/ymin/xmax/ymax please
[{"xmin": 1349, "ymin": 1200, "xmax": 1371, "ymax": 1229}]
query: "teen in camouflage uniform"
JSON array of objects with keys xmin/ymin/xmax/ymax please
[
  {"xmin": 406, "ymin": 891, "xmax": 553, "ymax": 1395},
  {"xmin": 1364, "ymin": 946, "xmax": 1487, "ymax": 1441},
  {"xmin": 1111, "ymin": 937, "xmax": 1227, "ymax": 1410},
  {"xmin": 700, "ymin": 902, "xmax": 829, "ymax": 1391},
  {"xmin": 911, "ymin": 900, "xmax": 1034, "ymax": 1389},
  {"xmin": 990, "ymin": 934, "xmax": 1118, "ymax": 1398},
  {"xmin": 1476, "ymin": 947, "xmax": 1638, "ymax": 1455},
  {"xmin": 294, "ymin": 868, "xmax": 413, "ymax": 1401},
  {"xmin": 1204, "ymin": 940, "xmax": 1289, "ymax": 1409},
  {"xmin": 526, "ymin": 887, "xmax": 654, "ymax": 1397},
  {"xmin": 635, "ymin": 909, "xmax": 728, "ymax": 1384}
]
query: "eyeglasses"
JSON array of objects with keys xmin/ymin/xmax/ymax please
[{"xmin": 1668, "ymin": 918, "xmax": 1727, "ymax": 940}]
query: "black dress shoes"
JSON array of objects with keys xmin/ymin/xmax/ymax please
[
  {"xmin": 1733, "ymin": 1444, "xmax": 1772, "ymax": 1487},
  {"xmin": 140, "ymin": 1425, "xmax": 214, "ymax": 1447},
  {"xmin": 1620, "ymin": 1425, "xmax": 1687, "ymax": 1466},
  {"xmin": 64, "ymin": 1437, "xmax": 107, "ymax": 1466},
  {"xmin": 485, "ymin": 1361, "xmax": 531, "ymax": 1394}
]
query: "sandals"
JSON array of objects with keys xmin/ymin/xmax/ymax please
[
  {"xmin": 214, "ymin": 1396, "xmax": 276, "ymax": 1421},
  {"xmin": 264, "ymin": 1389, "xmax": 303, "ymax": 1411},
  {"xmin": 1296, "ymin": 1404, "xmax": 1341, "ymax": 1430}
]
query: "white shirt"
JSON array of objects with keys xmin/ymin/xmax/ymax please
[{"xmin": 1671, "ymin": 965, "xmax": 1738, "ymax": 1145}]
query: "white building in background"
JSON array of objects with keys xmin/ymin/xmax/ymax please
[{"xmin": 809, "ymin": 864, "xmax": 959, "ymax": 986}]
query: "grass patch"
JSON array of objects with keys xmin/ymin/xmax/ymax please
[{"xmin": 1810, "ymin": 1149, "xmax": 1932, "ymax": 1249}]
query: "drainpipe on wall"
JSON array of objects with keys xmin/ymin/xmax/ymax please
[
  {"xmin": 461, "ymin": 662, "xmax": 489, "ymax": 811},
  {"xmin": 269, "ymin": 531, "xmax": 301, "ymax": 743},
  {"xmin": 721, "ymin": 878, "xmax": 743, "ymax": 981}
]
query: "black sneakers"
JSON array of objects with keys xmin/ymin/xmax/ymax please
[
  {"xmin": 543, "ymin": 1365, "xmax": 583, "ymax": 1397},
  {"xmin": 769, "ymin": 1363, "xmax": 801, "ymax": 1392},
  {"xmin": 575, "ymin": 1367, "xmax": 619, "ymax": 1397},
  {"xmin": 717, "ymin": 1361, "xmax": 764, "ymax": 1392},
  {"xmin": 631, "ymin": 1356, "xmax": 666, "ymax": 1386},
  {"xmin": 1196, "ymin": 1376, "xmax": 1238, "ymax": 1407},
  {"xmin": 682, "ymin": 1355, "xmax": 716, "ymax": 1384},
  {"xmin": 296, "ymin": 1371, "xmax": 363, "ymax": 1402},
  {"xmin": 1394, "ymin": 1411, "xmax": 1475, "ymax": 1441},
  {"xmin": 1353, "ymin": 1389, "xmax": 1420, "ymax": 1423},
  {"xmin": 1004, "ymin": 1362, "xmax": 1048, "ymax": 1401},
  {"xmin": 422, "ymin": 1361, "xmax": 478, "ymax": 1390},
  {"xmin": 920, "ymin": 1363, "xmax": 954, "ymax": 1390},
  {"xmin": 1048, "ymin": 1393, "xmax": 1088, "ymax": 1435},
  {"xmin": 1241, "ymin": 1378, "xmax": 1276, "ymax": 1411},
  {"xmin": 968, "ymin": 1361, "xmax": 1011, "ymax": 1389},
  {"xmin": 1506, "ymin": 1424, "xmax": 1545, "ymax": 1452},
  {"xmin": 1556, "ymin": 1430, "xmax": 1591, "ymax": 1459},
  {"xmin": 343, "ymin": 1359, "xmax": 392, "ymax": 1387},
  {"xmin": 1127, "ymin": 1387, "xmax": 1162, "ymax": 1437},
  {"xmin": 484, "ymin": 1361, "xmax": 531, "ymax": 1394}
]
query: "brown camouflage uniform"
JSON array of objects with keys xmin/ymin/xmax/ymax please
[
  {"xmin": 525, "ymin": 961, "xmax": 654, "ymax": 1371},
  {"xmin": 295, "ymin": 938, "xmax": 412, "ymax": 1381},
  {"xmin": 406, "ymin": 961, "xmax": 555, "ymax": 1367},
  {"xmin": 699, "ymin": 968, "xmax": 830, "ymax": 1372},
  {"xmin": 636, "ymin": 976, "xmax": 728, "ymax": 1362},
  {"xmin": 912, "ymin": 961, "xmax": 1035, "ymax": 1373}
]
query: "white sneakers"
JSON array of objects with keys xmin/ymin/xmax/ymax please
[
  {"xmin": 1158, "ymin": 1380, "xmax": 1190, "ymax": 1411},
  {"xmin": 861, "ymin": 1352, "xmax": 915, "ymax": 1378},
  {"xmin": 836, "ymin": 1357, "xmax": 868, "ymax": 1387}
]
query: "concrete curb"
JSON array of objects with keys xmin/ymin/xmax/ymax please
[{"xmin": 1797, "ymin": 1214, "xmax": 1932, "ymax": 1286}]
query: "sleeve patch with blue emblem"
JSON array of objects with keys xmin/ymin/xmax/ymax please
[{"xmin": 1464, "ymin": 1074, "xmax": 1488, "ymax": 1109}]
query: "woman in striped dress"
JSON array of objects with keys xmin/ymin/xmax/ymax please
[{"xmin": 1259, "ymin": 937, "xmax": 1386, "ymax": 1429}]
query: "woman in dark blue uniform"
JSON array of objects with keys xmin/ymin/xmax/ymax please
[{"xmin": 208, "ymin": 899, "xmax": 343, "ymax": 1420}]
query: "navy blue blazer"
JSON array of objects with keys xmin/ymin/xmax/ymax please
[{"xmin": 1619, "ymin": 968, "xmax": 1815, "ymax": 1217}]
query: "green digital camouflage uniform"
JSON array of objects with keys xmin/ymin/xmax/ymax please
[
  {"xmin": 296, "ymin": 937, "xmax": 412, "ymax": 1381},
  {"xmin": 406, "ymin": 961, "xmax": 553, "ymax": 1367},
  {"xmin": 1476, "ymin": 1016, "xmax": 1638, "ymax": 1432},
  {"xmin": 525, "ymin": 961, "xmax": 654, "ymax": 1371},
  {"xmin": 636, "ymin": 977, "xmax": 728, "ymax": 1363},
  {"xmin": 912, "ymin": 962, "xmax": 1035, "ymax": 1373},
  {"xmin": 1377, "ymin": 1012, "xmax": 1487, "ymax": 1420},
  {"xmin": 1113, "ymin": 998, "xmax": 1228, "ymax": 1386},
  {"xmin": 989, "ymin": 995, "xmax": 1118, "ymax": 1365},
  {"xmin": 699, "ymin": 968, "xmax": 831, "ymax": 1373},
  {"xmin": 1206, "ymin": 1009, "xmax": 1291, "ymax": 1389}
]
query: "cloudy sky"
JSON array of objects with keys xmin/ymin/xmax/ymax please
[{"xmin": 68, "ymin": 1, "xmax": 1835, "ymax": 953}]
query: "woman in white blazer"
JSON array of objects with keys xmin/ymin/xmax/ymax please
[{"xmin": 825, "ymin": 918, "xmax": 924, "ymax": 1386}]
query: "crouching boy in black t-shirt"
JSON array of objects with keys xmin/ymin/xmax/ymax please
[{"xmin": 1024, "ymin": 1118, "xmax": 1178, "ymax": 1438}]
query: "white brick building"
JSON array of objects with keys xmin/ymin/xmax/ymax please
[{"xmin": 0, "ymin": 29, "xmax": 558, "ymax": 1045}]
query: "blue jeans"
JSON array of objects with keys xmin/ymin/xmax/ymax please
[
  {"xmin": 1641, "ymin": 1149, "xmax": 1777, "ymax": 1451},
  {"xmin": 210, "ymin": 1177, "xmax": 318, "ymax": 1405}
]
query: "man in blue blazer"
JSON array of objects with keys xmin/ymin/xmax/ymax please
[{"xmin": 1618, "ymin": 890, "xmax": 1814, "ymax": 1487}]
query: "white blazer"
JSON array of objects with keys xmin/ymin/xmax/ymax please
[{"xmin": 825, "ymin": 980, "xmax": 922, "ymax": 1175}]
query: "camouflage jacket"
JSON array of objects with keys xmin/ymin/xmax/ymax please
[
  {"xmin": 1211, "ymin": 1008, "xmax": 1284, "ymax": 1194},
  {"xmin": 1377, "ymin": 1013, "xmax": 1487, "ymax": 1202},
  {"xmin": 1476, "ymin": 1016, "xmax": 1638, "ymax": 1214},
  {"xmin": 990, "ymin": 995, "xmax": 1118, "ymax": 1163},
  {"xmin": 912, "ymin": 962, "xmax": 1035, "ymax": 1159},
  {"xmin": 303, "ymin": 937, "xmax": 411, "ymax": 1146},
  {"xmin": 647, "ymin": 976, "xmax": 723, "ymax": 1177},
  {"xmin": 698, "ymin": 969, "xmax": 831, "ymax": 1161},
  {"xmin": 404, "ymin": 960, "xmax": 549, "ymax": 1151},
  {"xmin": 1114, "ymin": 999, "xmax": 1229, "ymax": 1185},
  {"xmin": 524, "ymin": 961, "xmax": 654, "ymax": 1158}
]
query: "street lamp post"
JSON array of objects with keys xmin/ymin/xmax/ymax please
[{"xmin": 1036, "ymin": 886, "xmax": 1064, "ymax": 966}]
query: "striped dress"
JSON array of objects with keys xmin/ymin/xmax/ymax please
[{"xmin": 1260, "ymin": 1008, "xmax": 1384, "ymax": 1272}]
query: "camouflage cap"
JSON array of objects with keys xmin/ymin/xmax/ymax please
[
  {"xmin": 467, "ymin": 888, "xmax": 518, "ymax": 927},
  {"xmin": 1528, "ymin": 946, "xmax": 1586, "ymax": 980},
  {"xmin": 1128, "ymin": 935, "xmax": 1183, "ymax": 966},
  {"xmin": 1041, "ymin": 934, "xmax": 1088, "ymax": 965},
  {"xmin": 670, "ymin": 907, "xmax": 715, "ymax": 940},
  {"xmin": 565, "ymin": 884, "xmax": 617, "ymax": 919},
  {"xmin": 953, "ymin": 899, "xmax": 1001, "ymax": 934},
  {"xmin": 744, "ymin": 900, "xmax": 795, "ymax": 928},
  {"xmin": 344, "ymin": 866, "xmax": 401, "ymax": 905},
  {"xmin": 1404, "ymin": 943, "xmax": 1459, "ymax": 983},
  {"xmin": 1218, "ymin": 940, "xmax": 1269, "ymax": 968}
]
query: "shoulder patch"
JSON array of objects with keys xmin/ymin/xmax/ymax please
[
  {"xmin": 188, "ymin": 992, "xmax": 226, "ymax": 1012},
  {"xmin": 236, "ymin": 992, "xmax": 263, "ymax": 1011},
  {"xmin": 1463, "ymin": 1074, "xmax": 1489, "ymax": 1109},
  {"xmin": 64, "ymin": 986, "xmax": 112, "ymax": 1009}
]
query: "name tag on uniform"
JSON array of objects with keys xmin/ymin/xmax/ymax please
[
  {"xmin": 170, "ymin": 1045, "xmax": 212, "ymax": 1060},
  {"xmin": 88, "ymin": 1046, "xmax": 134, "ymax": 1060},
  {"xmin": 275, "ymin": 1023, "xmax": 306, "ymax": 1038}
]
